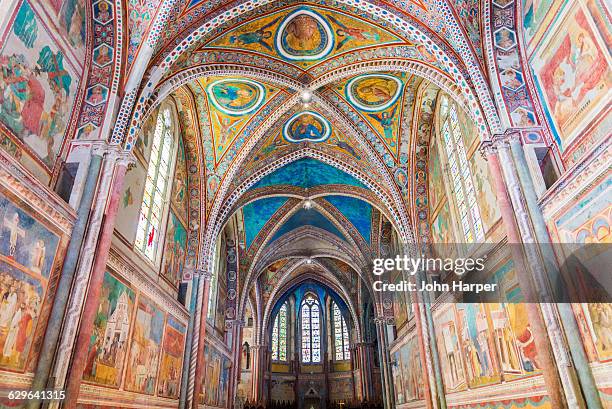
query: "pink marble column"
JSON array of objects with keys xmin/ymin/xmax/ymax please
[
  {"xmin": 411, "ymin": 300, "xmax": 434, "ymax": 409},
  {"xmin": 192, "ymin": 276, "xmax": 211, "ymax": 409},
  {"xmin": 484, "ymin": 144, "xmax": 566, "ymax": 409},
  {"xmin": 63, "ymin": 152, "xmax": 132, "ymax": 408}
]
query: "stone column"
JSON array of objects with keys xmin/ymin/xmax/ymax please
[
  {"xmin": 190, "ymin": 269, "xmax": 212, "ymax": 409},
  {"xmin": 495, "ymin": 133, "xmax": 583, "ymax": 408},
  {"xmin": 252, "ymin": 344, "xmax": 267, "ymax": 402},
  {"xmin": 48, "ymin": 148, "xmax": 128, "ymax": 402},
  {"xmin": 179, "ymin": 273, "xmax": 200, "ymax": 409},
  {"xmin": 508, "ymin": 134, "xmax": 602, "ymax": 409},
  {"xmin": 482, "ymin": 139, "xmax": 567, "ymax": 409},
  {"xmin": 28, "ymin": 142, "xmax": 107, "ymax": 408},
  {"xmin": 62, "ymin": 149, "xmax": 134, "ymax": 408},
  {"xmin": 354, "ymin": 343, "xmax": 369, "ymax": 400},
  {"xmin": 374, "ymin": 316, "xmax": 393, "ymax": 409},
  {"xmin": 228, "ymin": 319, "xmax": 246, "ymax": 409}
]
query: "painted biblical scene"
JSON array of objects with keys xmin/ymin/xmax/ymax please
[
  {"xmin": 161, "ymin": 211, "xmax": 187, "ymax": 288},
  {"xmin": 400, "ymin": 333, "xmax": 424, "ymax": 401},
  {"xmin": 0, "ymin": 0, "xmax": 77, "ymax": 171},
  {"xmin": 170, "ymin": 137, "xmax": 188, "ymax": 223},
  {"xmin": 0, "ymin": 261, "xmax": 44, "ymax": 371},
  {"xmin": 456, "ymin": 303, "xmax": 500, "ymax": 387},
  {"xmin": 428, "ymin": 138, "xmax": 445, "ymax": 213},
  {"xmin": 82, "ymin": 272, "xmax": 135, "ymax": 387},
  {"xmin": 205, "ymin": 6, "xmax": 402, "ymax": 68},
  {"xmin": 434, "ymin": 306, "xmax": 467, "ymax": 392},
  {"xmin": 533, "ymin": 3, "xmax": 611, "ymax": 151},
  {"xmin": 124, "ymin": 295, "xmax": 165, "ymax": 394},
  {"xmin": 337, "ymin": 73, "xmax": 408, "ymax": 160},
  {"xmin": 157, "ymin": 316, "xmax": 186, "ymax": 398},
  {"xmin": 199, "ymin": 344, "xmax": 231, "ymax": 406},
  {"xmin": 522, "ymin": 0, "xmax": 555, "ymax": 46},
  {"xmin": 431, "ymin": 201, "xmax": 456, "ymax": 258},
  {"xmin": 282, "ymin": 111, "xmax": 332, "ymax": 143},
  {"xmin": 470, "ymin": 150, "xmax": 500, "ymax": 232},
  {"xmin": 391, "ymin": 349, "xmax": 404, "ymax": 405},
  {"xmin": 49, "ymin": 0, "xmax": 86, "ymax": 59},
  {"xmin": 489, "ymin": 260, "xmax": 541, "ymax": 377},
  {"xmin": 0, "ymin": 193, "xmax": 59, "ymax": 278},
  {"xmin": 197, "ymin": 77, "xmax": 279, "ymax": 165},
  {"xmin": 115, "ymin": 161, "xmax": 146, "ymax": 243}
]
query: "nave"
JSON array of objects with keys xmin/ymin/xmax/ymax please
[{"xmin": 0, "ymin": 0, "xmax": 610, "ymax": 408}]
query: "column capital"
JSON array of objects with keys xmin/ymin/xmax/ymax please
[
  {"xmin": 115, "ymin": 150, "xmax": 136, "ymax": 167},
  {"xmin": 194, "ymin": 268, "xmax": 213, "ymax": 281},
  {"xmin": 225, "ymin": 319, "xmax": 246, "ymax": 329}
]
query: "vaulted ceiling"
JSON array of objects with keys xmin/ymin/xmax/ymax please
[{"xmin": 127, "ymin": 0, "xmax": 496, "ymax": 315}]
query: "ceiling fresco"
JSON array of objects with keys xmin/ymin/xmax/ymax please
[
  {"xmin": 324, "ymin": 196, "xmax": 373, "ymax": 244},
  {"xmin": 195, "ymin": 77, "xmax": 281, "ymax": 165},
  {"xmin": 269, "ymin": 208, "xmax": 347, "ymax": 244},
  {"xmin": 333, "ymin": 72, "xmax": 413, "ymax": 161},
  {"xmin": 249, "ymin": 158, "xmax": 367, "ymax": 190},
  {"xmin": 242, "ymin": 196, "xmax": 290, "ymax": 248},
  {"xmin": 119, "ymin": 0, "xmax": 505, "ymax": 299},
  {"xmin": 202, "ymin": 6, "xmax": 405, "ymax": 70}
]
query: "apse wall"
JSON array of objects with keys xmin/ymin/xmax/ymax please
[{"xmin": 0, "ymin": 0, "xmax": 86, "ymax": 185}]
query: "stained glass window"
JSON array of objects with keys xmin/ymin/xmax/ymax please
[
  {"xmin": 440, "ymin": 98, "xmax": 484, "ymax": 243},
  {"xmin": 332, "ymin": 302, "xmax": 350, "ymax": 361},
  {"xmin": 135, "ymin": 107, "xmax": 175, "ymax": 261},
  {"xmin": 301, "ymin": 295, "xmax": 321, "ymax": 363},
  {"xmin": 272, "ymin": 303, "xmax": 288, "ymax": 361}
]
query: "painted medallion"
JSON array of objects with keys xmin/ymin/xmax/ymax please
[
  {"xmin": 283, "ymin": 111, "xmax": 331, "ymax": 143},
  {"xmin": 206, "ymin": 79, "xmax": 266, "ymax": 116},
  {"xmin": 346, "ymin": 74, "xmax": 403, "ymax": 112},
  {"xmin": 275, "ymin": 8, "xmax": 334, "ymax": 61}
]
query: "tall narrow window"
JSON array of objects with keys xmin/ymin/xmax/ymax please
[
  {"xmin": 301, "ymin": 295, "xmax": 321, "ymax": 363},
  {"xmin": 135, "ymin": 108, "xmax": 175, "ymax": 261},
  {"xmin": 272, "ymin": 302, "xmax": 288, "ymax": 361},
  {"xmin": 332, "ymin": 302, "xmax": 350, "ymax": 361},
  {"xmin": 440, "ymin": 98, "xmax": 484, "ymax": 243}
]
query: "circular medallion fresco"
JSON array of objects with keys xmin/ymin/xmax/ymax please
[
  {"xmin": 346, "ymin": 74, "xmax": 403, "ymax": 112},
  {"xmin": 283, "ymin": 111, "xmax": 332, "ymax": 143},
  {"xmin": 275, "ymin": 8, "xmax": 334, "ymax": 61},
  {"xmin": 206, "ymin": 79, "xmax": 266, "ymax": 116}
]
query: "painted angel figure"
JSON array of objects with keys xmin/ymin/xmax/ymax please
[
  {"xmin": 327, "ymin": 15, "xmax": 380, "ymax": 50},
  {"xmin": 230, "ymin": 17, "xmax": 281, "ymax": 51},
  {"xmin": 367, "ymin": 106, "xmax": 397, "ymax": 145}
]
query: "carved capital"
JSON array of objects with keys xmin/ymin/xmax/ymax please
[
  {"xmin": 479, "ymin": 140, "xmax": 496, "ymax": 158},
  {"xmin": 196, "ymin": 268, "xmax": 213, "ymax": 281},
  {"xmin": 90, "ymin": 141, "xmax": 113, "ymax": 157},
  {"xmin": 116, "ymin": 150, "xmax": 136, "ymax": 168}
]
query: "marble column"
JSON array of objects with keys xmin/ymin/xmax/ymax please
[
  {"xmin": 228, "ymin": 319, "xmax": 246, "ymax": 409},
  {"xmin": 62, "ymin": 150, "xmax": 134, "ymax": 408},
  {"xmin": 28, "ymin": 142, "xmax": 107, "ymax": 408},
  {"xmin": 508, "ymin": 134, "xmax": 602, "ymax": 409},
  {"xmin": 410, "ymin": 293, "xmax": 436, "ymax": 409},
  {"xmin": 355, "ymin": 343, "xmax": 370, "ymax": 400},
  {"xmin": 252, "ymin": 344, "xmax": 267, "ymax": 402},
  {"xmin": 482, "ymin": 140, "xmax": 567, "ymax": 409},
  {"xmin": 179, "ymin": 274, "xmax": 200, "ymax": 409},
  {"xmin": 495, "ymin": 133, "xmax": 583, "ymax": 408},
  {"xmin": 191, "ymin": 270, "xmax": 212, "ymax": 409},
  {"xmin": 374, "ymin": 316, "xmax": 393, "ymax": 409},
  {"xmin": 48, "ymin": 148, "xmax": 127, "ymax": 402}
]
